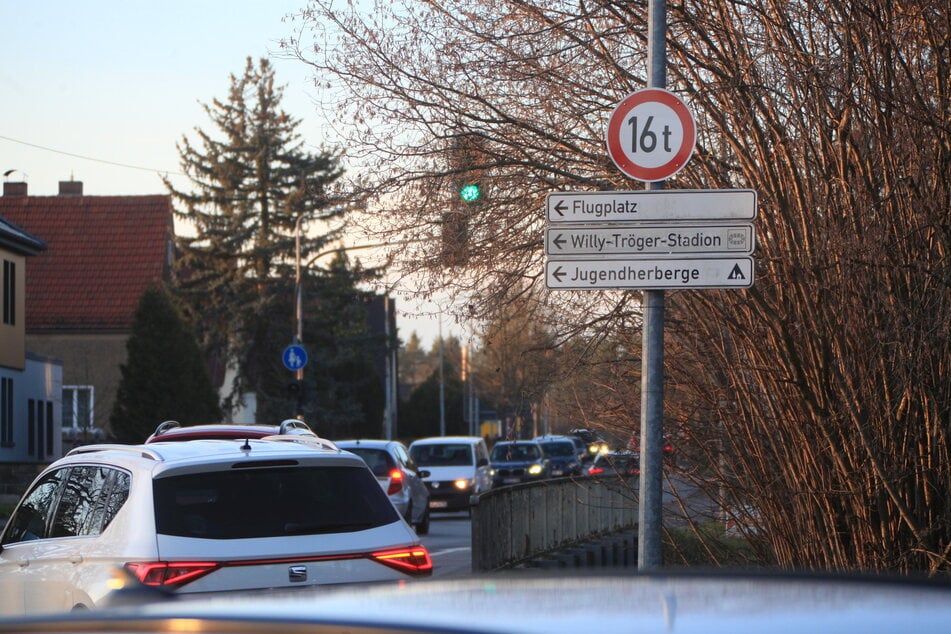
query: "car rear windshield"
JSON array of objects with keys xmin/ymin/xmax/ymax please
[
  {"xmin": 153, "ymin": 465, "xmax": 399, "ymax": 539},
  {"xmin": 344, "ymin": 448, "xmax": 397, "ymax": 477},
  {"xmin": 410, "ymin": 444, "xmax": 473, "ymax": 467}
]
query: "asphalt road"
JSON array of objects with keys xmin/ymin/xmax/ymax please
[{"xmin": 419, "ymin": 511, "xmax": 472, "ymax": 578}]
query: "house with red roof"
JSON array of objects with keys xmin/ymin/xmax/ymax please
[
  {"xmin": 0, "ymin": 207, "xmax": 63, "ymax": 471},
  {"xmin": 0, "ymin": 180, "xmax": 174, "ymax": 446}
]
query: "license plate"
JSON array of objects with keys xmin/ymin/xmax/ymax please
[
  {"xmin": 503, "ymin": 478, "xmax": 520, "ymax": 484},
  {"xmin": 429, "ymin": 500, "xmax": 448, "ymax": 508},
  {"xmin": 552, "ymin": 469, "xmax": 564, "ymax": 476}
]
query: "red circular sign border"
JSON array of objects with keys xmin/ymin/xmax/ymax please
[{"xmin": 606, "ymin": 88, "xmax": 696, "ymax": 182}]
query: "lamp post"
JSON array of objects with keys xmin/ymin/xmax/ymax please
[{"xmin": 295, "ymin": 213, "xmax": 304, "ymax": 347}]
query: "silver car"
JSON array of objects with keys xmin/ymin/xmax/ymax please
[
  {"xmin": 0, "ymin": 438, "xmax": 432, "ymax": 615},
  {"xmin": 336, "ymin": 440, "xmax": 432, "ymax": 535}
]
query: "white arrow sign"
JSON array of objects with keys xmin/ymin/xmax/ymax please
[
  {"xmin": 546, "ymin": 224, "xmax": 754, "ymax": 256},
  {"xmin": 546, "ymin": 189, "xmax": 757, "ymax": 223},
  {"xmin": 545, "ymin": 257, "xmax": 755, "ymax": 290}
]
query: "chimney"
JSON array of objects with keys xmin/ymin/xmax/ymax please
[
  {"xmin": 3, "ymin": 182, "xmax": 28, "ymax": 197},
  {"xmin": 59, "ymin": 180, "xmax": 83, "ymax": 196}
]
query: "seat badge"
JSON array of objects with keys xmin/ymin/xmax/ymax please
[{"xmin": 289, "ymin": 565, "xmax": 307, "ymax": 582}]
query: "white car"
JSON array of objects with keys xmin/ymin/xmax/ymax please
[
  {"xmin": 408, "ymin": 436, "xmax": 493, "ymax": 513},
  {"xmin": 335, "ymin": 439, "xmax": 432, "ymax": 535},
  {"xmin": 0, "ymin": 438, "xmax": 432, "ymax": 616}
]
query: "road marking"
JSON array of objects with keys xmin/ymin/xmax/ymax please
[{"xmin": 428, "ymin": 547, "xmax": 471, "ymax": 557}]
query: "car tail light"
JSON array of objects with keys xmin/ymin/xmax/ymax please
[
  {"xmin": 387, "ymin": 468, "xmax": 405, "ymax": 495},
  {"xmin": 588, "ymin": 466, "xmax": 604, "ymax": 475},
  {"xmin": 371, "ymin": 546, "xmax": 433, "ymax": 576},
  {"xmin": 125, "ymin": 561, "xmax": 220, "ymax": 588}
]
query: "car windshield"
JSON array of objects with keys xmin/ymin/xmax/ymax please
[
  {"xmin": 410, "ymin": 444, "xmax": 473, "ymax": 466},
  {"xmin": 153, "ymin": 466, "xmax": 398, "ymax": 539},
  {"xmin": 539, "ymin": 441, "xmax": 575, "ymax": 457},
  {"xmin": 491, "ymin": 444, "xmax": 541, "ymax": 461}
]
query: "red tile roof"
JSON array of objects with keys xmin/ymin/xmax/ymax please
[{"xmin": 0, "ymin": 194, "xmax": 173, "ymax": 332}]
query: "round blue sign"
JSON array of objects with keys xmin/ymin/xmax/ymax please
[{"xmin": 282, "ymin": 344, "xmax": 308, "ymax": 371}]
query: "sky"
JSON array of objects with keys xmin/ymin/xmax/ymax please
[{"xmin": 0, "ymin": 0, "xmax": 457, "ymax": 350}]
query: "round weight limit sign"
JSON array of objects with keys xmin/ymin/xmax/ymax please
[{"xmin": 606, "ymin": 88, "xmax": 696, "ymax": 182}]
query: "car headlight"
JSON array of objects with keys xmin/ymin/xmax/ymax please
[
  {"xmin": 528, "ymin": 463, "xmax": 544, "ymax": 475},
  {"xmin": 489, "ymin": 469, "xmax": 497, "ymax": 476},
  {"xmin": 453, "ymin": 478, "xmax": 472, "ymax": 490}
]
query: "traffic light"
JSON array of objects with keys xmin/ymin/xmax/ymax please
[
  {"xmin": 441, "ymin": 132, "xmax": 488, "ymax": 266},
  {"xmin": 441, "ymin": 209, "xmax": 468, "ymax": 266}
]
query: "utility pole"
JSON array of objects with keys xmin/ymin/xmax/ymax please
[
  {"xmin": 439, "ymin": 314, "xmax": 446, "ymax": 436},
  {"xmin": 639, "ymin": 0, "xmax": 668, "ymax": 571}
]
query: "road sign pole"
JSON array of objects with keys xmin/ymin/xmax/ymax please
[{"xmin": 639, "ymin": 0, "xmax": 667, "ymax": 571}]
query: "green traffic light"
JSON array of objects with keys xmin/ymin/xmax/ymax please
[{"xmin": 459, "ymin": 183, "xmax": 482, "ymax": 203}]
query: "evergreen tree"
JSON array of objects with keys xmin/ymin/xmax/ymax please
[
  {"xmin": 399, "ymin": 331, "xmax": 430, "ymax": 387},
  {"xmin": 304, "ymin": 251, "xmax": 387, "ymax": 438},
  {"xmin": 110, "ymin": 286, "xmax": 221, "ymax": 443},
  {"xmin": 164, "ymin": 56, "xmax": 351, "ymax": 414},
  {"xmin": 399, "ymin": 361, "xmax": 465, "ymax": 439}
]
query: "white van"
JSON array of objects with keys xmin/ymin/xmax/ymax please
[{"xmin": 408, "ymin": 436, "xmax": 492, "ymax": 512}]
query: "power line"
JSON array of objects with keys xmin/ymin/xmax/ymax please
[{"xmin": 0, "ymin": 134, "xmax": 184, "ymax": 176}]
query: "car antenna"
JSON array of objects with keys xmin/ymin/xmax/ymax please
[{"xmin": 241, "ymin": 438, "xmax": 251, "ymax": 451}]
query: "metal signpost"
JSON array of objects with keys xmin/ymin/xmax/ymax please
[{"xmin": 542, "ymin": 0, "xmax": 758, "ymax": 569}]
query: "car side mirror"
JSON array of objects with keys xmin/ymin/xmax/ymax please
[
  {"xmin": 477, "ymin": 458, "xmax": 488, "ymax": 467},
  {"xmin": 418, "ymin": 470, "xmax": 430, "ymax": 478}
]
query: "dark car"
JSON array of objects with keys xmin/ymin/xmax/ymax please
[
  {"xmin": 628, "ymin": 434, "xmax": 676, "ymax": 464},
  {"xmin": 568, "ymin": 428, "xmax": 609, "ymax": 461},
  {"xmin": 533, "ymin": 435, "xmax": 583, "ymax": 477},
  {"xmin": 586, "ymin": 450, "xmax": 640, "ymax": 477},
  {"xmin": 489, "ymin": 440, "xmax": 550, "ymax": 487}
]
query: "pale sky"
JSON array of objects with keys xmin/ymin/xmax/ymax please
[{"xmin": 0, "ymin": 0, "xmax": 453, "ymax": 349}]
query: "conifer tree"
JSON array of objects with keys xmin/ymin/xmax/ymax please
[
  {"xmin": 164, "ymin": 56, "xmax": 351, "ymax": 413},
  {"xmin": 110, "ymin": 286, "xmax": 221, "ymax": 443}
]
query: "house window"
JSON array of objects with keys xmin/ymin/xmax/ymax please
[
  {"xmin": 1, "ymin": 377, "xmax": 12, "ymax": 447},
  {"xmin": 63, "ymin": 386, "xmax": 94, "ymax": 431},
  {"xmin": 2, "ymin": 259, "xmax": 14, "ymax": 325},
  {"xmin": 27, "ymin": 398, "xmax": 53, "ymax": 460}
]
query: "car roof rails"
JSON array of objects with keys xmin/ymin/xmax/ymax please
[
  {"xmin": 278, "ymin": 418, "xmax": 315, "ymax": 435},
  {"xmin": 152, "ymin": 420, "xmax": 181, "ymax": 437},
  {"xmin": 67, "ymin": 444, "xmax": 164, "ymax": 461},
  {"xmin": 263, "ymin": 434, "xmax": 339, "ymax": 452}
]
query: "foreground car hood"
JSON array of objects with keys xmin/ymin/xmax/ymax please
[{"xmin": 13, "ymin": 571, "xmax": 951, "ymax": 634}]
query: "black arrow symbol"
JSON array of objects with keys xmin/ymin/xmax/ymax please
[
  {"xmin": 551, "ymin": 266, "xmax": 566, "ymax": 282},
  {"xmin": 552, "ymin": 234, "xmax": 566, "ymax": 249},
  {"xmin": 554, "ymin": 200, "xmax": 567, "ymax": 216}
]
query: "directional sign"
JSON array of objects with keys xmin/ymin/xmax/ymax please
[
  {"xmin": 545, "ymin": 257, "xmax": 754, "ymax": 290},
  {"xmin": 546, "ymin": 224, "xmax": 754, "ymax": 256},
  {"xmin": 546, "ymin": 189, "xmax": 757, "ymax": 223},
  {"xmin": 282, "ymin": 344, "xmax": 308, "ymax": 372},
  {"xmin": 606, "ymin": 88, "xmax": 696, "ymax": 182}
]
